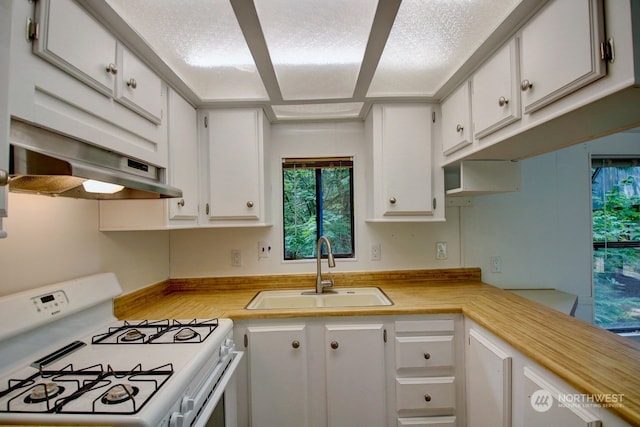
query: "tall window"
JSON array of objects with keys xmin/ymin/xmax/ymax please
[
  {"xmin": 592, "ymin": 158, "xmax": 640, "ymax": 331},
  {"xmin": 282, "ymin": 157, "xmax": 354, "ymax": 260}
]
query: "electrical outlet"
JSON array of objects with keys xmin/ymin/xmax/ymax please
[
  {"xmin": 491, "ymin": 256, "xmax": 502, "ymax": 273},
  {"xmin": 371, "ymin": 244, "xmax": 381, "ymax": 261},
  {"xmin": 231, "ymin": 249, "xmax": 242, "ymax": 267},
  {"xmin": 258, "ymin": 241, "xmax": 270, "ymax": 258},
  {"xmin": 436, "ymin": 242, "xmax": 447, "ymax": 260}
]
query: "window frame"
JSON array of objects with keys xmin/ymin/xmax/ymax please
[
  {"xmin": 591, "ymin": 156, "xmax": 640, "ymax": 332},
  {"xmin": 282, "ymin": 157, "xmax": 355, "ymax": 261}
]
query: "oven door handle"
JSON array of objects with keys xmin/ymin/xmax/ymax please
[{"xmin": 190, "ymin": 350, "xmax": 244, "ymax": 427}]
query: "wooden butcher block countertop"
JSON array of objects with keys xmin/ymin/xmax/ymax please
[{"xmin": 115, "ymin": 268, "xmax": 640, "ymax": 425}]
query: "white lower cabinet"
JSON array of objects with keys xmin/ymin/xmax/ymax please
[
  {"xmin": 466, "ymin": 327, "xmax": 512, "ymax": 427},
  {"xmin": 522, "ymin": 367, "xmax": 603, "ymax": 427},
  {"xmin": 237, "ymin": 317, "xmax": 387, "ymax": 427},
  {"xmin": 464, "ymin": 319, "xmax": 629, "ymax": 427},
  {"xmin": 236, "ymin": 315, "xmax": 629, "ymax": 427},
  {"xmin": 246, "ymin": 324, "xmax": 309, "ymax": 427},
  {"xmin": 392, "ymin": 316, "xmax": 464, "ymax": 426}
]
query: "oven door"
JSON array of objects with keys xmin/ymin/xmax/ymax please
[{"xmin": 172, "ymin": 351, "xmax": 244, "ymax": 427}]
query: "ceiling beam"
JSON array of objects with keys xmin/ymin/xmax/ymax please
[
  {"xmin": 230, "ymin": 0, "xmax": 283, "ymax": 104},
  {"xmin": 352, "ymin": 0, "xmax": 402, "ymax": 100}
]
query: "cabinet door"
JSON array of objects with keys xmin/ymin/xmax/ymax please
[
  {"xmin": 441, "ymin": 82, "xmax": 472, "ymax": 155},
  {"xmin": 34, "ymin": 0, "xmax": 117, "ymax": 97},
  {"xmin": 472, "ymin": 40, "xmax": 521, "ymax": 138},
  {"xmin": 523, "ymin": 367, "xmax": 602, "ymax": 427},
  {"xmin": 117, "ymin": 45, "xmax": 163, "ymax": 124},
  {"xmin": 466, "ymin": 328, "xmax": 512, "ymax": 427},
  {"xmin": 0, "ymin": 1, "xmax": 9, "ymax": 238},
  {"xmin": 247, "ymin": 325, "xmax": 309, "ymax": 427},
  {"xmin": 520, "ymin": 0, "xmax": 605, "ymax": 114},
  {"xmin": 325, "ymin": 324, "xmax": 386, "ymax": 427},
  {"xmin": 167, "ymin": 89, "xmax": 198, "ymax": 221},
  {"xmin": 207, "ymin": 109, "xmax": 262, "ymax": 220},
  {"xmin": 381, "ymin": 104, "xmax": 434, "ymax": 216}
]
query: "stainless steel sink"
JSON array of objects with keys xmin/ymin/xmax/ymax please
[{"xmin": 245, "ymin": 287, "xmax": 393, "ymax": 310}]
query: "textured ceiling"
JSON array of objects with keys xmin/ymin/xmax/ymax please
[{"xmin": 106, "ymin": 0, "xmax": 523, "ymax": 121}]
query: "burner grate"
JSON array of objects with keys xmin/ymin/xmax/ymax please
[
  {"xmin": 91, "ymin": 318, "xmax": 219, "ymax": 345},
  {"xmin": 0, "ymin": 363, "xmax": 174, "ymax": 415}
]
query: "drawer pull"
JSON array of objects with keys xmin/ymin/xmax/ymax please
[
  {"xmin": 423, "ymin": 352, "xmax": 431, "ymax": 360},
  {"xmin": 424, "ymin": 394, "xmax": 432, "ymax": 402},
  {"xmin": 292, "ymin": 340, "xmax": 300, "ymax": 349},
  {"xmin": 330, "ymin": 341, "xmax": 339, "ymax": 350}
]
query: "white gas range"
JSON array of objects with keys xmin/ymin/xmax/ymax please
[{"xmin": 0, "ymin": 273, "xmax": 242, "ymax": 426}]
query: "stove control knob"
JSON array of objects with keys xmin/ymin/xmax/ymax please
[
  {"xmin": 169, "ymin": 412, "xmax": 184, "ymax": 427},
  {"xmin": 181, "ymin": 396, "xmax": 194, "ymax": 414}
]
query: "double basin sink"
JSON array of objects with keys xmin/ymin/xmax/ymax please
[{"xmin": 246, "ymin": 287, "xmax": 393, "ymax": 310}]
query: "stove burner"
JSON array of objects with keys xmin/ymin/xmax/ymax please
[
  {"xmin": 174, "ymin": 327, "xmax": 198, "ymax": 341},
  {"xmin": 121, "ymin": 329, "xmax": 145, "ymax": 342},
  {"xmin": 101, "ymin": 384, "xmax": 139, "ymax": 405},
  {"xmin": 24, "ymin": 382, "xmax": 65, "ymax": 404}
]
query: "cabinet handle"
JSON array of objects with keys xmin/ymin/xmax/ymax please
[
  {"xmin": 205, "ymin": 203, "xmax": 210, "ymax": 215},
  {"xmin": 127, "ymin": 78, "xmax": 137, "ymax": 89},
  {"xmin": 424, "ymin": 352, "xmax": 431, "ymax": 360},
  {"xmin": 330, "ymin": 341, "xmax": 339, "ymax": 350},
  {"xmin": 105, "ymin": 63, "xmax": 118, "ymax": 75},
  {"xmin": 498, "ymin": 96, "xmax": 509, "ymax": 107},
  {"xmin": 389, "ymin": 197, "xmax": 396, "ymax": 205},
  {"xmin": 292, "ymin": 340, "xmax": 300, "ymax": 349},
  {"xmin": 177, "ymin": 199, "xmax": 185, "ymax": 207},
  {"xmin": 456, "ymin": 124, "xmax": 464, "ymax": 133},
  {"xmin": 520, "ymin": 79, "xmax": 533, "ymax": 91},
  {"xmin": 424, "ymin": 394, "xmax": 432, "ymax": 402},
  {"xmin": 246, "ymin": 201, "xmax": 254, "ymax": 208}
]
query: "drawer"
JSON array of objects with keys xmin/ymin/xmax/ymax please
[
  {"xmin": 396, "ymin": 377, "xmax": 456, "ymax": 412},
  {"xmin": 396, "ymin": 336, "xmax": 454, "ymax": 369},
  {"xmin": 395, "ymin": 319, "xmax": 454, "ymax": 334},
  {"xmin": 397, "ymin": 416, "xmax": 457, "ymax": 427}
]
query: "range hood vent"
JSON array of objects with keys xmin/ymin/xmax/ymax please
[{"xmin": 9, "ymin": 120, "xmax": 182, "ymax": 200}]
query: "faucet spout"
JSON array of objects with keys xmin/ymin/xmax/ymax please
[{"xmin": 316, "ymin": 236, "xmax": 335, "ymax": 293}]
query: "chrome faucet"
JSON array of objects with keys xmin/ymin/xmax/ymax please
[{"xmin": 315, "ymin": 236, "xmax": 336, "ymax": 294}]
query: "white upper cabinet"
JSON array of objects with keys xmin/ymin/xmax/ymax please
[
  {"xmin": 520, "ymin": 0, "xmax": 606, "ymax": 114},
  {"xmin": 167, "ymin": 89, "xmax": 198, "ymax": 221},
  {"xmin": 34, "ymin": 0, "xmax": 116, "ymax": 97},
  {"xmin": 472, "ymin": 39, "xmax": 521, "ymax": 139},
  {"xmin": 441, "ymin": 82, "xmax": 472, "ymax": 155},
  {"xmin": 116, "ymin": 45, "xmax": 163, "ymax": 124},
  {"xmin": 99, "ymin": 88, "xmax": 198, "ymax": 230},
  {"xmin": 34, "ymin": 0, "xmax": 163, "ymax": 124},
  {"xmin": 202, "ymin": 108, "xmax": 271, "ymax": 225},
  {"xmin": 6, "ymin": 0, "xmax": 168, "ymax": 167},
  {"xmin": 366, "ymin": 104, "xmax": 444, "ymax": 221},
  {"xmin": 0, "ymin": 1, "xmax": 10, "ymax": 239}
]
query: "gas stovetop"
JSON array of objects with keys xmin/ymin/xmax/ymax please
[
  {"xmin": 0, "ymin": 362, "xmax": 174, "ymax": 415},
  {"xmin": 0, "ymin": 273, "xmax": 235, "ymax": 426}
]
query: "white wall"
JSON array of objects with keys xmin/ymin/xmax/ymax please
[
  {"xmin": 461, "ymin": 132, "xmax": 640, "ymax": 322},
  {"xmin": 169, "ymin": 122, "xmax": 461, "ymax": 278},
  {"xmin": 0, "ymin": 193, "xmax": 170, "ymax": 296}
]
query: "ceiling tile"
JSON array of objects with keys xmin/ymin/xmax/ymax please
[
  {"xmin": 254, "ymin": 0, "xmax": 378, "ymax": 101},
  {"xmin": 272, "ymin": 103, "xmax": 364, "ymax": 120},
  {"xmin": 367, "ymin": 0, "xmax": 521, "ymax": 97},
  {"xmin": 106, "ymin": 0, "xmax": 268, "ymax": 100}
]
